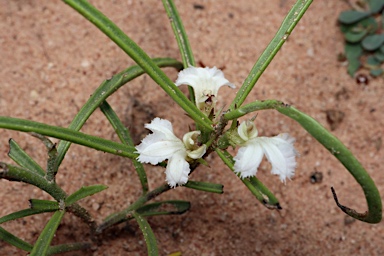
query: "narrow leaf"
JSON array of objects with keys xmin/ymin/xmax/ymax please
[
  {"xmin": 47, "ymin": 242, "xmax": 90, "ymax": 255},
  {"xmin": 0, "ymin": 116, "xmax": 137, "ymax": 159},
  {"xmin": 63, "ymin": 0, "xmax": 213, "ymax": 131},
  {"xmin": 184, "ymin": 180, "xmax": 224, "ymax": 194},
  {"xmin": 162, "ymin": 0, "xmax": 196, "ymax": 103},
  {"xmin": 0, "ymin": 226, "xmax": 33, "ymax": 252},
  {"xmin": 229, "ymin": 0, "xmax": 313, "ymax": 110},
  {"xmin": 99, "ymin": 101, "xmax": 148, "ymax": 194},
  {"xmin": 132, "ymin": 211, "xmax": 159, "ymax": 256},
  {"xmin": 55, "ymin": 58, "xmax": 183, "ymax": 168},
  {"xmin": 30, "ymin": 210, "xmax": 65, "ymax": 256},
  {"xmin": 65, "ymin": 185, "xmax": 108, "ymax": 206},
  {"xmin": 136, "ymin": 200, "xmax": 191, "ymax": 217},
  {"xmin": 28, "ymin": 133, "xmax": 59, "ymax": 181},
  {"xmin": 29, "ymin": 199, "xmax": 60, "ymax": 211},
  {"xmin": 162, "ymin": 0, "xmax": 195, "ymax": 67},
  {"xmin": 0, "ymin": 208, "xmax": 55, "ymax": 225},
  {"xmin": 8, "ymin": 139, "xmax": 45, "ymax": 176}
]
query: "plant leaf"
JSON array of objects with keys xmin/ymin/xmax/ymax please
[
  {"xmin": 162, "ymin": 0, "xmax": 196, "ymax": 103},
  {"xmin": 367, "ymin": 55, "xmax": 381, "ymax": 66},
  {"xmin": 0, "ymin": 208, "xmax": 55, "ymax": 225},
  {"xmin": 344, "ymin": 30, "xmax": 367, "ymax": 43},
  {"xmin": 345, "ymin": 43, "xmax": 363, "ymax": 76},
  {"xmin": 367, "ymin": 0, "xmax": 384, "ymax": 13},
  {"xmin": 0, "ymin": 116, "xmax": 137, "ymax": 159},
  {"xmin": 55, "ymin": 58, "xmax": 182, "ymax": 168},
  {"xmin": 8, "ymin": 139, "xmax": 45, "ymax": 176},
  {"xmin": 370, "ymin": 68, "xmax": 383, "ymax": 77},
  {"xmin": 362, "ymin": 34, "xmax": 384, "ymax": 51},
  {"xmin": 338, "ymin": 11, "xmax": 370, "ymax": 24},
  {"xmin": 348, "ymin": 58, "xmax": 361, "ymax": 76},
  {"xmin": 184, "ymin": 180, "xmax": 224, "ymax": 194},
  {"xmin": 29, "ymin": 199, "xmax": 60, "ymax": 211},
  {"xmin": 65, "ymin": 185, "xmax": 108, "ymax": 206},
  {"xmin": 47, "ymin": 242, "xmax": 90, "ymax": 255},
  {"xmin": 136, "ymin": 200, "xmax": 191, "ymax": 217},
  {"xmin": 63, "ymin": 0, "xmax": 213, "ymax": 132},
  {"xmin": 132, "ymin": 212, "xmax": 159, "ymax": 256},
  {"xmin": 30, "ymin": 210, "xmax": 65, "ymax": 256},
  {"xmin": 99, "ymin": 101, "xmax": 148, "ymax": 194},
  {"xmin": 0, "ymin": 226, "xmax": 33, "ymax": 252},
  {"xmin": 229, "ymin": 0, "xmax": 313, "ymax": 110},
  {"xmin": 374, "ymin": 51, "xmax": 384, "ymax": 62}
]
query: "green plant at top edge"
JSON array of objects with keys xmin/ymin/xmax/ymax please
[{"xmin": 339, "ymin": 0, "xmax": 384, "ymax": 77}]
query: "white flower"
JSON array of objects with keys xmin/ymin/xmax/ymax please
[
  {"xmin": 175, "ymin": 66, "xmax": 235, "ymax": 113},
  {"xmin": 234, "ymin": 121, "xmax": 298, "ymax": 183},
  {"xmin": 135, "ymin": 118, "xmax": 206, "ymax": 187}
]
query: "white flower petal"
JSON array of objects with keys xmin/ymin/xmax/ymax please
[
  {"xmin": 175, "ymin": 66, "xmax": 235, "ymax": 106},
  {"xmin": 234, "ymin": 141, "xmax": 264, "ymax": 178},
  {"xmin": 135, "ymin": 117, "xmax": 184, "ymax": 165},
  {"xmin": 165, "ymin": 151, "xmax": 190, "ymax": 187},
  {"xmin": 136, "ymin": 139, "xmax": 184, "ymax": 164},
  {"xmin": 144, "ymin": 117, "xmax": 177, "ymax": 140},
  {"xmin": 259, "ymin": 134, "xmax": 297, "ymax": 183}
]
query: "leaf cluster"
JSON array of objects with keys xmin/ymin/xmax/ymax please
[{"xmin": 339, "ymin": 0, "xmax": 384, "ymax": 76}]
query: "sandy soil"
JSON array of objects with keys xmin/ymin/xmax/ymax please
[{"xmin": 1, "ymin": 0, "xmax": 384, "ymax": 255}]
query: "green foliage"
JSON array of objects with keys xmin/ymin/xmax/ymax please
[
  {"xmin": 0, "ymin": 0, "xmax": 382, "ymax": 255},
  {"xmin": 339, "ymin": 0, "xmax": 384, "ymax": 76}
]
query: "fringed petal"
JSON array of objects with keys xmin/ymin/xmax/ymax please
[
  {"xmin": 165, "ymin": 151, "xmax": 190, "ymax": 188},
  {"xmin": 234, "ymin": 141, "xmax": 264, "ymax": 178}
]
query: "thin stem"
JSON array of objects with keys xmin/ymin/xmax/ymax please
[
  {"xmin": 215, "ymin": 148, "xmax": 281, "ymax": 209},
  {"xmin": 97, "ymin": 183, "xmax": 171, "ymax": 233}
]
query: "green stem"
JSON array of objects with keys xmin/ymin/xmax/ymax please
[
  {"xmin": 96, "ymin": 183, "xmax": 170, "ymax": 233},
  {"xmin": 99, "ymin": 101, "xmax": 148, "ymax": 194},
  {"xmin": 224, "ymin": 101, "xmax": 382, "ymax": 223},
  {"xmin": 215, "ymin": 148, "xmax": 280, "ymax": 209},
  {"xmin": 55, "ymin": 58, "xmax": 182, "ymax": 168},
  {"xmin": 162, "ymin": 0, "xmax": 196, "ymax": 103},
  {"xmin": 0, "ymin": 116, "xmax": 136, "ymax": 159},
  {"xmin": 0, "ymin": 163, "xmax": 97, "ymax": 230},
  {"xmin": 63, "ymin": 0, "xmax": 213, "ymax": 131},
  {"xmin": 229, "ymin": 0, "xmax": 313, "ymax": 111}
]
